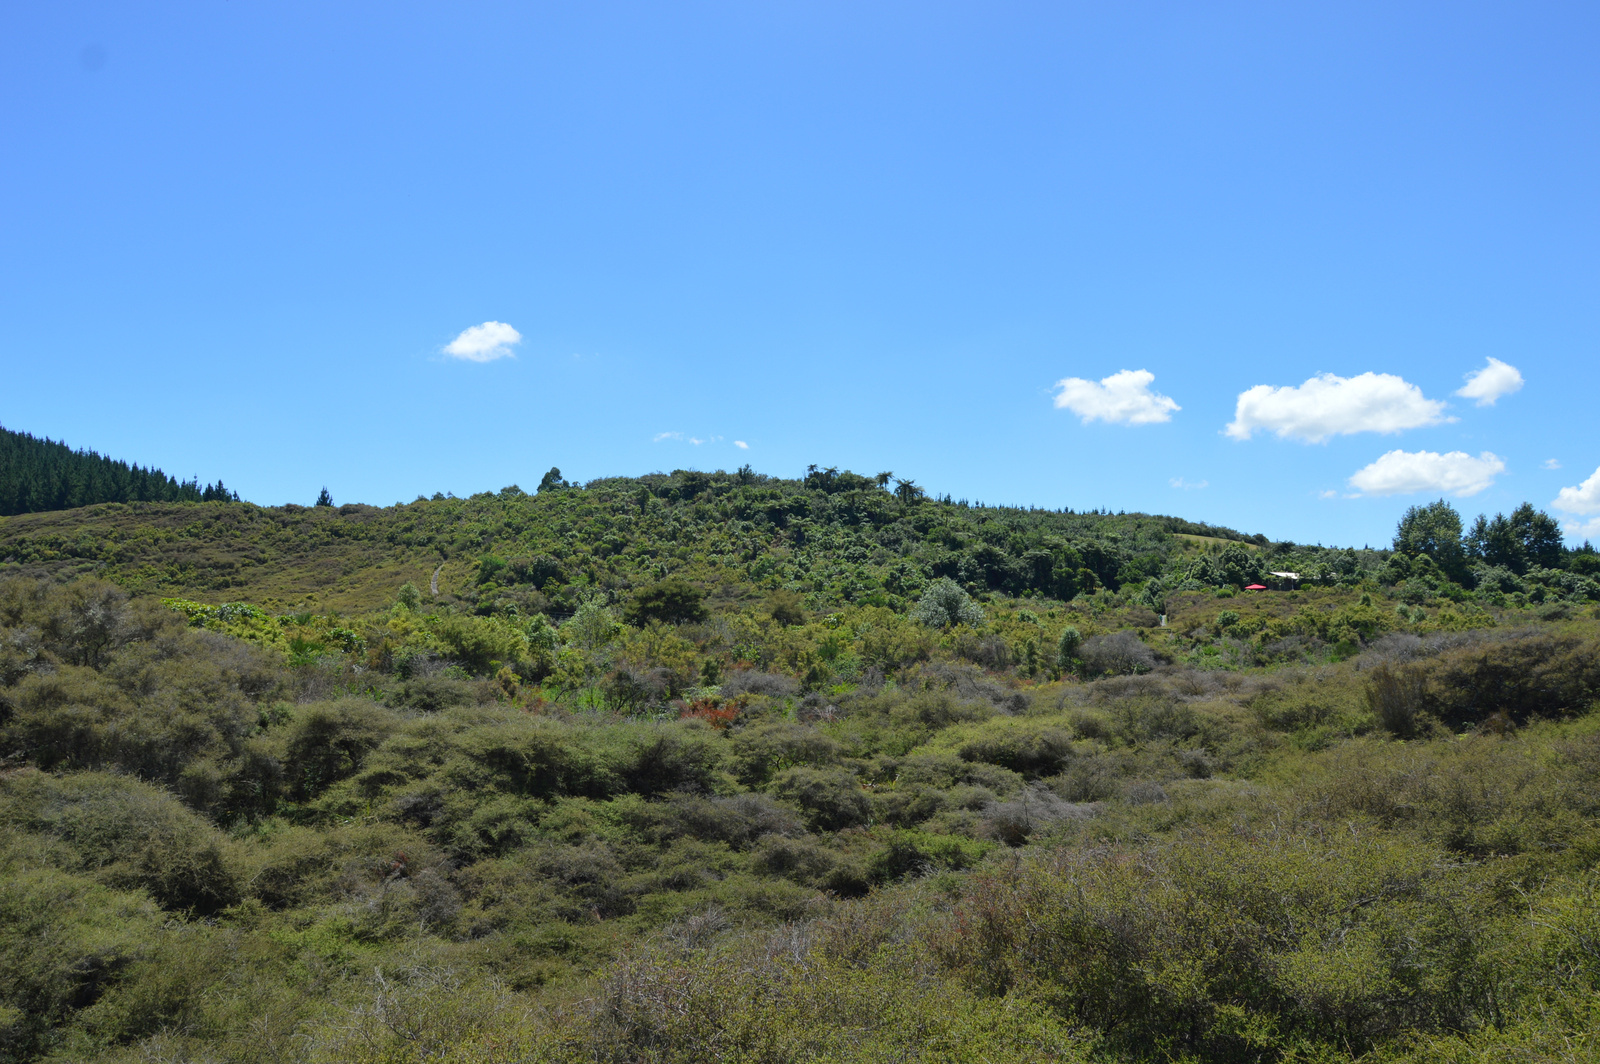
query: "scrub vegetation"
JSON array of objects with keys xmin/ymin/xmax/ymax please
[{"xmin": 2, "ymin": 463, "xmax": 1599, "ymax": 1062}]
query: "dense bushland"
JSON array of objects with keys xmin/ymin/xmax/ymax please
[
  {"xmin": 3, "ymin": 469, "xmax": 1600, "ymax": 1062},
  {"xmin": 1, "ymin": 565, "xmax": 1598, "ymax": 1062}
]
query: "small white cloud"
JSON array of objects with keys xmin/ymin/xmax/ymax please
[
  {"xmin": 1052, "ymin": 369, "xmax": 1179, "ymax": 426},
  {"xmin": 1543, "ymin": 458, "xmax": 1563, "ymax": 470},
  {"xmin": 1563, "ymin": 517, "xmax": 1600, "ymax": 541},
  {"xmin": 734, "ymin": 440, "xmax": 749, "ymax": 450},
  {"xmin": 1347, "ymin": 449, "xmax": 1505, "ymax": 497},
  {"xmin": 444, "ymin": 321, "xmax": 521, "ymax": 362},
  {"xmin": 1455, "ymin": 357, "xmax": 1524, "ymax": 406},
  {"xmin": 1169, "ymin": 477, "xmax": 1208, "ymax": 490},
  {"xmin": 1226, "ymin": 372, "xmax": 1451, "ymax": 443},
  {"xmin": 1553, "ymin": 465, "xmax": 1600, "ymax": 516},
  {"xmin": 654, "ymin": 432, "xmax": 722, "ymax": 446},
  {"xmin": 1318, "ymin": 490, "xmax": 1338, "ymax": 499}
]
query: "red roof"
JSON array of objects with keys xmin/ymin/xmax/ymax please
[{"xmin": 1245, "ymin": 584, "xmax": 1268, "ymax": 590}]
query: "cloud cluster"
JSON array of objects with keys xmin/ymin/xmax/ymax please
[
  {"xmin": 444, "ymin": 321, "xmax": 521, "ymax": 362},
  {"xmin": 1455, "ymin": 357, "xmax": 1524, "ymax": 406},
  {"xmin": 1226, "ymin": 372, "xmax": 1450, "ymax": 443},
  {"xmin": 1553, "ymin": 465, "xmax": 1600, "ymax": 516},
  {"xmin": 1169, "ymin": 477, "xmax": 1208, "ymax": 490},
  {"xmin": 1052, "ymin": 369, "xmax": 1179, "ymax": 425},
  {"xmin": 1347, "ymin": 449, "xmax": 1505, "ymax": 497}
]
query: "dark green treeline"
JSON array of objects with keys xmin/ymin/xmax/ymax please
[{"xmin": 0, "ymin": 424, "xmax": 236, "ymax": 516}]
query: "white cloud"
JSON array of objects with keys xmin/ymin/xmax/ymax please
[
  {"xmin": 1543, "ymin": 458, "xmax": 1563, "ymax": 470},
  {"xmin": 653, "ymin": 432, "xmax": 722, "ymax": 446},
  {"xmin": 1347, "ymin": 449, "xmax": 1505, "ymax": 497},
  {"xmin": 734, "ymin": 440, "xmax": 749, "ymax": 450},
  {"xmin": 1226, "ymin": 372, "xmax": 1451, "ymax": 442},
  {"xmin": 1553, "ymin": 465, "xmax": 1600, "ymax": 516},
  {"xmin": 1318, "ymin": 490, "xmax": 1339, "ymax": 499},
  {"xmin": 444, "ymin": 321, "xmax": 521, "ymax": 362},
  {"xmin": 1169, "ymin": 477, "xmax": 1208, "ymax": 490},
  {"xmin": 1052, "ymin": 369, "xmax": 1179, "ymax": 425},
  {"xmin": 1455, "ymin": 357, "xmax": 1524, "ymax": 406},
  {"xmin": 1563, "ymin": 517, "xmax": 1600, "ymax": 541}
]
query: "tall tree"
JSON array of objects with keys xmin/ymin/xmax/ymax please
[
  {"xmin": 1466, "ymin": 503, "xmax": 1564, "ymax": 574},
  {"xmin": 1393, "ymin": 500, "xmax": 1467, "ymax": 582}
]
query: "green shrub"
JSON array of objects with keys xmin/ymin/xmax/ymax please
[
  {"xmin": 0, "ymin": 841, "xmax": 162, "ymax": 1061},
  {"xmin": 607, "ymin": 722, "xmax": 728, "ymax": 796},
  {"xmin": 0, "ymin": 771, "xmax": 241, "ymax": 913},
  {"xmin": 866, "ymin": 828, "xmax": 991, "ymax": 880},
  {"xmin": 728, "ymin": 721, "xmax": 842, "ymax": 786},
  {"xmin": 933, "ymin": 824, "xmax": 1512, "ymax": 1059},
  {"xmin": 440, "ymin": 720, "xmax": 618, "ymax": 800},
  {"xmin": 769, "ymin": 767, "xmax": 871, "ymax": 832},
  {"xmin": 624, "ymin": 578, "xmax": 708, "ymax": 626},
  {"xmin": 278, "ymin": 698, "xmax": 404, "ymax": 801},
  {"xmin": 428, "ymin": 614, "xmax": 527, "ymax": 674},
  {"xmin": 1420, "ymin": 632, "xmax": 1600, "ymax": 727}
]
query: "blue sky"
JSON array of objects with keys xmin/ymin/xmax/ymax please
[{"xmin": 3, "ymin": 2, "xmax": 1598, "ymax": 547}]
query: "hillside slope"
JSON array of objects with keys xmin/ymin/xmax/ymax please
[{"xmin": 0, "ymin": 466, "xmax": 1280, "ymax": 613}]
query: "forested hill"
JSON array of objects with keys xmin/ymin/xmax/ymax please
[
  {"xmin": 0, "ymin": 423, "xmax": 236, "ymax": 516},
  {"xmin": 3, "ymin": 463, "xmax": 1597, "ymax": 618},
  {"xmin": 2, "ymin": 462, "xmax": 1267, "ymax": 610}
]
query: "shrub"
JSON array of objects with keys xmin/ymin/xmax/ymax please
[
  {"xmin": 749, "ymin": 834, "xmax": 864, "ymax": 892},
  {"xmin": 1365, "ymin": 661, "xmax": 1427, "ymax": 737},
  {"xmin": 766, "ymin": 589, "xmax": 806, "ymax": 627},
  {"xmin": 939, "ymin": 718, "xmax": 1076, "ymax": 777},
  {"xmin": 1080, "ymin": 630, "xmax": 1157, "ymax": 676},
  {"xmin": 660, "ymin": 792, "xmax": 804, "ymax": 849},
  {"xmin": 729, "ymin": 721, "xmax": 842, "ymax": 786},
  {"xmin": 981, "ymin": 782, "xmax": 1093, "ymax": 845},
  {"xmin": 0, "ymin": 772, "xmax": 241, "ymax": 914},
  {"xmin": 429, "ymin": 614, "xmax": 527, "ymax": 674},
  {"xmin": 1056, "ymin": 626, "xmax": 1082, "ymax": 670},
  {"xmin": 278, "ymin": 699, "xmax": 403, "ymax": 801},
  {"xmin": 624, "ymin": 579, "xmax": 708, "ymax": 626},
  {"xmin": 0, "ymin": 848, "xmax": 161, "ymax": 1061},
  {"xmin": 933, "ymin": 825, "xmax": 1504, "ymax": 1059},
  {"xmin": 442, "ymin": 720, "xmax": 617, "ymax": 800},
  {"xmin": 910, "ymin": 578, "xmax": 984, "ymax": 629},
  {"xmin": 387, "ymin": 674, "xmax": 480, "ymax": 713},
  {"xmin": 609, "ymin": 723, "xmax": 727, "ymax": 795},
  {"xmin": 719, "ymin": 670, "xmax": 798, "ymax": 700},
  {"xmin": 1420, "ymin": 632, "xmax": 1600, "ymax": 727},
  {"xmin": 769, "ymin": 767, "xmax": 872, "ymax": 832}
]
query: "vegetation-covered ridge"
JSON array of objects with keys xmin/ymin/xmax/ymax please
[
  {"xmin": 3, "ymin": 464, "xmax": 1596, "ymax": 620},
  {"xmin": 0, "ymin": 424, "xmax": 236, "ymax": 518},
  {"xmin": 3, "ymin": 466, "xmax": 1600, "ymax": 1063}
]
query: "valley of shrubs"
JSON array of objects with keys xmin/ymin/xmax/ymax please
[{"xmin": 3, "ymin": 469, "xmax": 1600, "ymax": 1063}]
